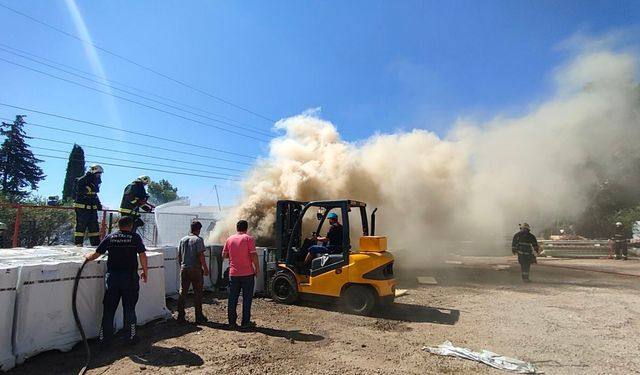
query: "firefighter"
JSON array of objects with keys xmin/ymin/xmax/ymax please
[
  {"xmin": 613, "ymin": 222, "xmax": 628, "ymax": 260},
  {"xmin": 119, "ymin": 175, "xmax": 153, "ymax": 233},
  {"xmin": 73, "ymin": 164, "xmax": 103, "ymax": 246},
  {"xmin": 512, "ymin": 222, "xmax": 539, "ymax": 282}
]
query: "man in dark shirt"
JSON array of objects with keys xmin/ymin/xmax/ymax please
[
  {"xmin": 85, "ymin": 215, "xmax": 148, "ymax": 343},
  {"xmin": 305, "ymin": 212, "xmax": 344, "ymax": 264},
  {"xmin": 511, "ymin": 222, "xmax": 539, "ymax": 282}
]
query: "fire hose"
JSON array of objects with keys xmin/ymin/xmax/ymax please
[{"xmin": 72, "ymin": 259, "xmax": 91, "ymax": 375}]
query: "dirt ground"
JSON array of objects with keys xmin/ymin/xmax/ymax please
[{"xmin": 8, "ymin": 256, "xmax": 640, "ymax": 375}]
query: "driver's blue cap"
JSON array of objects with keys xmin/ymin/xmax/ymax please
[{"xmin": 327, "ymin": 212, "xmax": 338, "ymax": 220}]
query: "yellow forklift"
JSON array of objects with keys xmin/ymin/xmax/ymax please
[{"xmin": 268, "ymin": 199, "xmax": 396, "ymax": 315}]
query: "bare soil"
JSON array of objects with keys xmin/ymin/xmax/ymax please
[{"xmin": 8, "ymin": 256, "xmax": 640, "ymax": 375}]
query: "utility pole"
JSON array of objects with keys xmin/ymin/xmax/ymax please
[{"xmin": 214, "ymin": 184, "xmax": 221, "ymax": 212}]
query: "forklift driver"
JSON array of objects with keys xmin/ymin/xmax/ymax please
[{"xmin": 304, "ymin": 212, "xmax": 343, "ymax": 264}]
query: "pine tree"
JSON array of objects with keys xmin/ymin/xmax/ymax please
[
  {"xmin": 0, "ymin": 115, "xmax": 45, "ymax": 201},
  {"xmin": 62, "ymin": 144, "xmax": 86, "ymax": 201}
]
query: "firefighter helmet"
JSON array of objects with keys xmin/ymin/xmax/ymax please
[
  {"xmin": 615, "ymin": 222, "xmax": 622, "ymax": 227},
  {"xmin": 136, "ymin": 175, "xmax": 151, "ymax": 185},
  {"xmin": 521, "ymin": 222, "xmax": 531, "ymax": 230},
  {"xmin": 89, "ymin": 164, "xmax": 103, "ymax": 174}
]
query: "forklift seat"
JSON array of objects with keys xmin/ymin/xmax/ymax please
[{"xmin": 311, "ymin": 254, "xmax": 343, "ymax": 270}]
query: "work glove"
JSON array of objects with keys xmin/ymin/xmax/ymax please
[{"xmin": 141, "ymin": 205, "xmax": 152, "ymax": 212}]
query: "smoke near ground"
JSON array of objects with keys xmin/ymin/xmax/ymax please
[{"xmin": 212, "ymin": 38, "xmax": 640, "ymax": 266}]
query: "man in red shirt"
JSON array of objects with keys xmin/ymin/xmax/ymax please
[{"xmin": 223, "ymin": 220, "xmax": 260, "ymax": 329}]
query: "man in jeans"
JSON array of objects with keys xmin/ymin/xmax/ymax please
[
  {"xmin": 84, "ymin": 215, "xmax": 148, "ymax": 344},
  {"xmin": 177, "ymin": 221, "xmax": 209, "ymax": 324},
  {"xmin": 223, "ymin": 220, "xmax": 259, "ymax": 329}
]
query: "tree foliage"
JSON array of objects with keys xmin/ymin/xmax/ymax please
[
  {"xmin": 0, "ymin": 115, "xmax": 45, "ymax": 202},
  {"xmin": 0, "ymin": 194, "xmax": 74, "ymax": 248},
  {"xmin": 147, "ymin": 179, "xmax": 179, "ymax": 205},
  {"xmin": 62, "ymin": 144, "xmax": 85, "ymax": 202}
]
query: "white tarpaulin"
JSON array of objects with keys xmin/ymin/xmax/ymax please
[
  {"xmin": 12, "ymin": 259, "xmax": 104, "ymax": 364},
  {"xmin": 0, "ymin": 246, "xmax": 170, "ymax": 370},
  {"xmin": 153, "ymin": 199, "xmax": 223, "ymax": 246},
  {"xmin": 423, "ymin": 341, "xmax": 543, "ymax": 374},
  {"xmin": 115, "ymin": 252, "xmax": 171, "ymax": 328},
  {"xmin": 147, "ymin": 246, "xmax": 179, "ymax": 297},
  {"xmin": 0, "ymin": 265, "xmax": 18, "ymax": 371}
]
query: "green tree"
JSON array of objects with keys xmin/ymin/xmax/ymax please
[
  {"xmin": 147, "ymin": 179, "xmax": 179, "ymax": 205},
  {"xmin": 0, "ymin": 115, "xmax": 45, "ymax": 202},
  {"xmin": 62, "ymin": 144, "xmax": 86, "ymax": 201},
  {"xmin": 0, "ymin": 195, "xmax": 75, "ymax": 248}
]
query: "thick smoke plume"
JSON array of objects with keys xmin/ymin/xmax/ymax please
[{"xmin": 212, "ymin": 43, "xmax": 640, "ymax": 266}]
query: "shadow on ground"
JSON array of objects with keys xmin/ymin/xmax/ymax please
[
  {"xmin": 199, "ymin": 321, "xmax": 324, "ymax": 342},
  {"xmin": 371, "ymin": 303, "xmax": 460, "ymax": 325},
  {"xmin": 129, "ymin": 345, "xmax": 204, "ymax": 367},
  {"xmin": 7, "ymin": 319, "xmax": 203, "ymax": 375}
]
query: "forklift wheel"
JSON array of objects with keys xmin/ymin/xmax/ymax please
[
  {"xmin": 341, "ymin": 285, "xmax": 376, "ymax": 315},
  {"xmin": 270, "ymin": 271, "xmax": 298, "ymax": 304}
]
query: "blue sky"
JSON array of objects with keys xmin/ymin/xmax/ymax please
[{"xmin": 1, "ymin": 0, "xmax": 638, "ymax": 208}]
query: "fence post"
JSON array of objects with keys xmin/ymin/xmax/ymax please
[
  {"xmin": 108, "ymin": 212, "xmax": 114, "ymax": 234},
  {"xmin": 153, "ymin": 223, "xmax": 158, "ymax": 246},
  {"xmin": 12, "ymin": 204, "xmax": 21, "ymax": 248},
  {"xmin": 100, "ymin": 210, "xmax": 107, "ymax": 239}
]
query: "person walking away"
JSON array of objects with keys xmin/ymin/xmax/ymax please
[
  {"xmin": 512, "ymin": 222, "xmax": 539, "ymax": 282},
  {"xmin": 74, "ymin": 164, "xmax": 103, "ymax": 246},
  {"xmin": 84, "ymin": 215, "xmax": 148, "ymax": 343},
  {"xmin": 223, "ymin": 220, "xmax": 259, "ymax": 329},
  {"xmin": 177, "ymin": 221, "xmax": 209, "ymax": 324},
  {"xmin": 613, "ymin": 221, "xmax": 628, "ymax": 260},
  {"xmin": 119, "ymin": 175, "xmax": 153, "ymax": 233}
]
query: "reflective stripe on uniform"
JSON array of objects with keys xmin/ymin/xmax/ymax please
[
  {"xmin": 74, "ymin": 203, "xmax": 98, "ymax": 209},
  {"xmin": 119, "ymin": 208, "xmax": 140, "ymax": 216},
  {"xmin": 75, "ymin": 231, "xmax": 101, "ymax": 237}
]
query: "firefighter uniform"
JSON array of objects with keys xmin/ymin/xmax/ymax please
[
  {"xmin": 119, "ymin": 178, "xmax": 150, "ymax": 233},
  {"xmin": 96, "ymin": 229, "xmax": 146, "ymax": 342},
  {"xmin": 74, "ymin": 171, "xmax": 102, "ymax": 246},
  {"xmin": 613, "ymin": 223, "xmax": 628, "ymax": 260},
  {"xmin": 512, "ymin": 223, "xmax": 539, "ymax": 282}
]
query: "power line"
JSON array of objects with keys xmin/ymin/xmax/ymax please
[
  {"xmin": 0, "ymin": 3, "xmax": 276, "ymax": 123},
  {"xmin": 0, "ymin": 57, "xmax": 271, "ymax": 142},
  {"xmin": 0, "ymin": 103, "xmax": 258, "ymax": 160},
  {"xmin": 32, "ymin": 136, "xmax": 244, "ymax": 172},
  {"xmin": 35, "ymin": 153, "xmax": 240, "ymax": 181},
  {"xmin": 32, "ymin": 146, "xmax": 242, "ymax": 178},
  {"xmin": 0, "ymin": 43, "xmax": 274, "ymax": 132},
  {"xmin": 0, "ymin": 117, "xmax": 254, "ymax": 166},
  {"xmin": 0, "ymin": 45, "xmax": 273, "ymax": 138}
]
